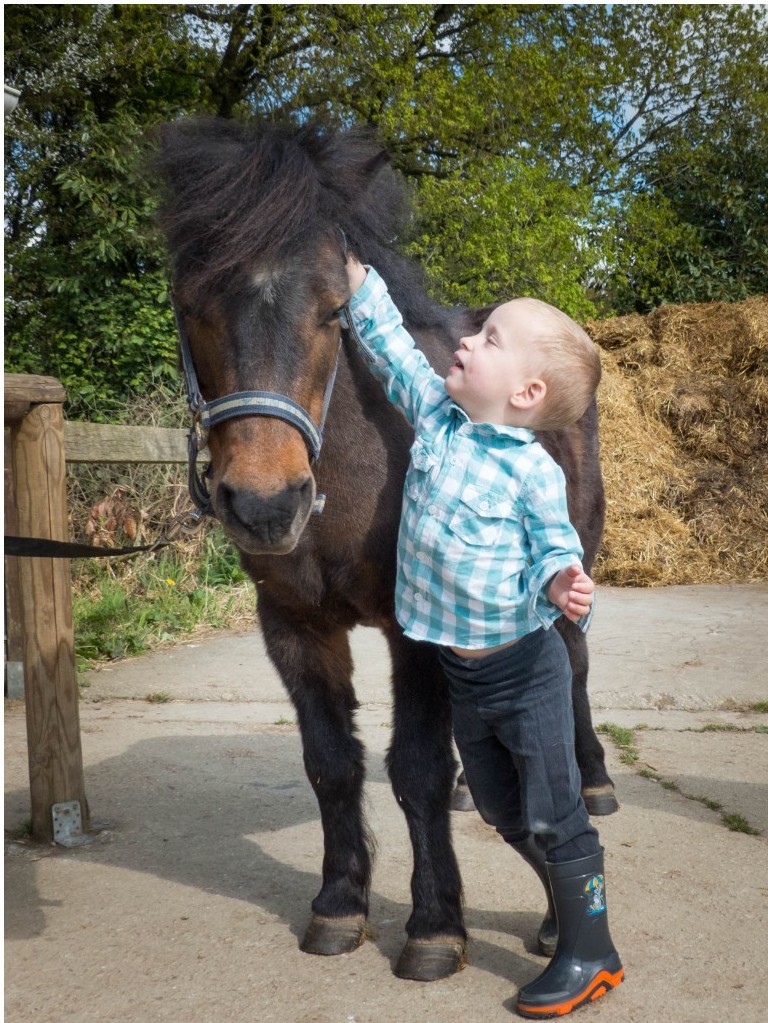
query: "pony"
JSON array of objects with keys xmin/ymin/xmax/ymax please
[{"xmin": 156, "ymin": 118, "xmax": 616, "ymax": 982}]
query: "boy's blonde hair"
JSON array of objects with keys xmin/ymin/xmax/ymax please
[{"xmin": 517, "ymin": 298, "xmax": 601, "ymax": 431}]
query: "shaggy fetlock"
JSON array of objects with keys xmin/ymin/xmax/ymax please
[{"xmin": 515, "ymin": 850, "xmax": 623, "ymax": 1018}]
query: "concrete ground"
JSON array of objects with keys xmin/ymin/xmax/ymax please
[{"xmin": 5, "ymin": 584, "xmax": 768, "ymax": 1023}]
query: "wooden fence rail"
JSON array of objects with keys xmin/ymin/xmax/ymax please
[{"xmin": 4, "ymin": 373, "xmax": 202, "ymax": 842}]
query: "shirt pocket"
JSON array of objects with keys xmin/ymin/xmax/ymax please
[
  {"xmin": 449, "ymin": 483, "xmax": 514, "ymax": 547},
  {"xmin": 405, "ymin": 438, "xmax": 440, "ymax": 501}
]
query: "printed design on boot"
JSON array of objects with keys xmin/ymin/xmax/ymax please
[{"xmin": 584, "ymin": 874, "xmax": 606, "ymax": 916}]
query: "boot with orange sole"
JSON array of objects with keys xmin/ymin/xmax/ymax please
[{"xmin": 515, "ymin": 850, "xmax": 624, "ymax": 1018}]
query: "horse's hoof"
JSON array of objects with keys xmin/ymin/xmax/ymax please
[
  {"xmin": 394, "ymin": 937, "xmax": 468, "ymax": 981},
  {"xmin": 300, "ymin": 913, "xmax": 367, "ymax": 956},
  {"xmin": 582, "ymin": 785, "xmax": 620, "ymax": 816},
  {"xmin": 450, "ymin": 783, "xmax": 477, "ymax": 812}
]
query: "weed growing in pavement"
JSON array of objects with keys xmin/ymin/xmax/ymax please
[
  {"xmin": 596, "ymin": 723, "xmax": 639, "ymax": 764},
  {"xmin": 697, "ymin": 722, "xmax": 742, "ymax": 732},
  {"xmin": 598, "ymin": 721, "xmax": 763, "ymax": 837},
  {"xmin": 686, "ymin": 722, "xmax": 766, "ymax": 733},
  {"xmin": 720, "ymin": 814, "xmax": 762, "ymax": 836}
]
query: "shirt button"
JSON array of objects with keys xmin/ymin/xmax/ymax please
[
  {"xmin": 480, "ymin": 500, "xmax": 490, "ymax": 511},
  {"xmin": 417, "ymin": 552, "xmax": 428, "ymax": 563},
  {"xmin": 428, "ymin": 505, "xmax": 437, "ymax": 515}
]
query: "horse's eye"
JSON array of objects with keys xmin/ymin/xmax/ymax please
[{"xmin": 323, "ymin": 306, "xmax": 345, "ymax": 325}]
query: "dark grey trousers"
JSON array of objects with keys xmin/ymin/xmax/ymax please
[{"xmin": 440, "ymin": 627, "xmax": 599, "ymax": 862}]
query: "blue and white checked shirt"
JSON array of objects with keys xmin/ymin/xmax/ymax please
[{"xmin": 348, "ymin": 268, "xmax": 590, "ymax": 649}]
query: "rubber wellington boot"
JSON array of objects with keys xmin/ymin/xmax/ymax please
[
  {"xmin": 509, "ymin": 836, "xmax": 558, "ymax": 957},
  {"xmin": 515, "ymin": 850, "xmax": 623, "ymax": 1018}
]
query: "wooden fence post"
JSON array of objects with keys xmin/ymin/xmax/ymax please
[{"xmin": 8, "ymin": 377, "xmax": 89, "ymax": 841}]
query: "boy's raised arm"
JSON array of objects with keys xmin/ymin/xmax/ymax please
[
  {"xmin": 346, "ymin": 255, "xmax": 368, "ymax": 294},
  {"xmin": 343, "ymin": 258, "xmax": 445, "ymax": 428}
]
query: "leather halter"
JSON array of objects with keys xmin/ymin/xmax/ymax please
[{"xmin": 173, "ymin": 298, "xmax": 341, "ymax": 518}]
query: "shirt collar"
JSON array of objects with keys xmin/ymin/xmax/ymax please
[{"xmin": 449, "ymin": 402, "xmax": 535, "ymax": 443}]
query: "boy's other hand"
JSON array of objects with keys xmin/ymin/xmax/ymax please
[
  {"xmin": 346, "ymin": 255, "xmax": 368, "ymax": 294},
  {"xmin": 547, "ymin": 563, "xmax": 594, "ymax": 622}
]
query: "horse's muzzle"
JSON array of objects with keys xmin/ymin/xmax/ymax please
[{"xmin": 215, "ymin": 477, "xmax": 315, "ymax": 554}]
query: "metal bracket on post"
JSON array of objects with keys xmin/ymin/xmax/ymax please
[{"xmin": 52, "ymin": 801, "xmax": 92, "ymax": 847}]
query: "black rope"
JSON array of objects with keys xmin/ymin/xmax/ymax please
[{"xmin": 4, "ymin": 536, "xmax": 173, "ymax": 559}]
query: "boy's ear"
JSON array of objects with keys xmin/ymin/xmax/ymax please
[{"xmin": 510, "ymin": 379, "xmax": 547, "ymax": 410}]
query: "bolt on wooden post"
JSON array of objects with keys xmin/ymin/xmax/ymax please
[{"xmin": 6, "ymin": 374, "xmax": 89, "ymax": 841}]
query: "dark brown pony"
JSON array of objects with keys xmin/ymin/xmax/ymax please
[{"xmin": 156, "ymin": 118, "xmax": 616, "ymax": 982}]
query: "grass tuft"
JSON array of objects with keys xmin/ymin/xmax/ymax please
[
  {"xmin": 596, "ymin": 722, "xmax": 639, "ymax": 764},
  {"xmin": 721, "ymin": 814, "xmax": 762, "ymax": 836}
]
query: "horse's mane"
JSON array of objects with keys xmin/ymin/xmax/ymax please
[{"xmin": 156, "ymin": 117, "xmax": 442, "ymax": 327}]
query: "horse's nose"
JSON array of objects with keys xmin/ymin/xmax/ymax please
[{"xmin": 217, "ymin": 478, "xmax": 314, "ymax": 546}]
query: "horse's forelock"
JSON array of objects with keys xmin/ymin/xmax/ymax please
[
  {"xmin": 157, "ymin": 119, "xmax": 408, "ymax": 298},
  {"xmin": 158, "ymin": 120, "xmax": 312, "ymax": 293}
]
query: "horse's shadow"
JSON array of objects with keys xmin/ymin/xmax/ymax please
[
  {"xmin": 4, "ymin": 729, "xmax": 541, "ymax": 984},
  {"xmin": 8, "ymin": 727, "xmax": 763, "ymax": 984}
]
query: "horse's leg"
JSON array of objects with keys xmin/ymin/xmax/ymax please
[
  {"xmin": 258, "ymin": 599, "xmax": 372, "ymax": 955},
  {"xmin": 556, "ymin": 618, "xmax": 618, "ymax": 815},
  {"xmin": 385, "ymin": 628, "xmax": 467, "ymax": 981}
]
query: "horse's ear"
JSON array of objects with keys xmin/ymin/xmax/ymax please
[
  {"xmin": 339, "ymin": 148, "xmax": 392, "ymax": 212},
  {"xmin": 361, "ymin": 150, "xmax": 391, "ymax": 181}
]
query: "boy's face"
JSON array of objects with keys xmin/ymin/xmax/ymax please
[{"xmin": 445, "ymin": 300, "xmax": 546, "ymax": 425}]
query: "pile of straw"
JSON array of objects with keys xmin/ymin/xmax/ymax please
[{"xmin": 590, "ymin": 296, "xmax": 767, "ymax": 585}]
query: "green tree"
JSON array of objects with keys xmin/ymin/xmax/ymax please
[
  {"xmin": 5, "ymin": 4, "xmax": 767, "ymax": 417},
  {"xmin": 594, "ymin": 4, "xmax": 768, "ymax": 311},
  {"xmin": 4, "ymin": 5, "xmax": 200, "ymax": 416}
]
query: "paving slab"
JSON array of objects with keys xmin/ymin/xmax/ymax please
[
  {"xmin": 632, "ymin": 727, "xmax": 768, "ymax": 834},
  {"xmin": 5, "ymin": 584, "xmax": 768, "ymax": 1023},
  {"xmin": 77, "ymin": 584, "xmax": 768, "ymax": 711}
]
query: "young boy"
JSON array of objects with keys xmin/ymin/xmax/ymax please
[{"xmin": 344, "ymin": 257, "xmax": 623, "ymax": 1018}]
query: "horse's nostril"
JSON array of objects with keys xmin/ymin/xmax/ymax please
[{"xmin": 217, "ymin": 479, "xmax": 313, "ymax": 543}]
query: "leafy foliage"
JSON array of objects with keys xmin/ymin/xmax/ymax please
[
  {"xmin": 602, "ymin": 6, "xmax": 768, "ymax": 312},
  {"xmin": 3, "ymin": 8, "xmax": 192, "ymax": 416},
  {"xmin": 5, "ymin": 4, "xmax": 768, "ymax": 415},
  {"xmin": 408, "ymin": 160, "xmax": 598, "ymax": 318}
]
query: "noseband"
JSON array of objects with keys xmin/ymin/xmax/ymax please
[{"xmin": 173, "ymin": 299, "xmax": 341, "ymax": 518}]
